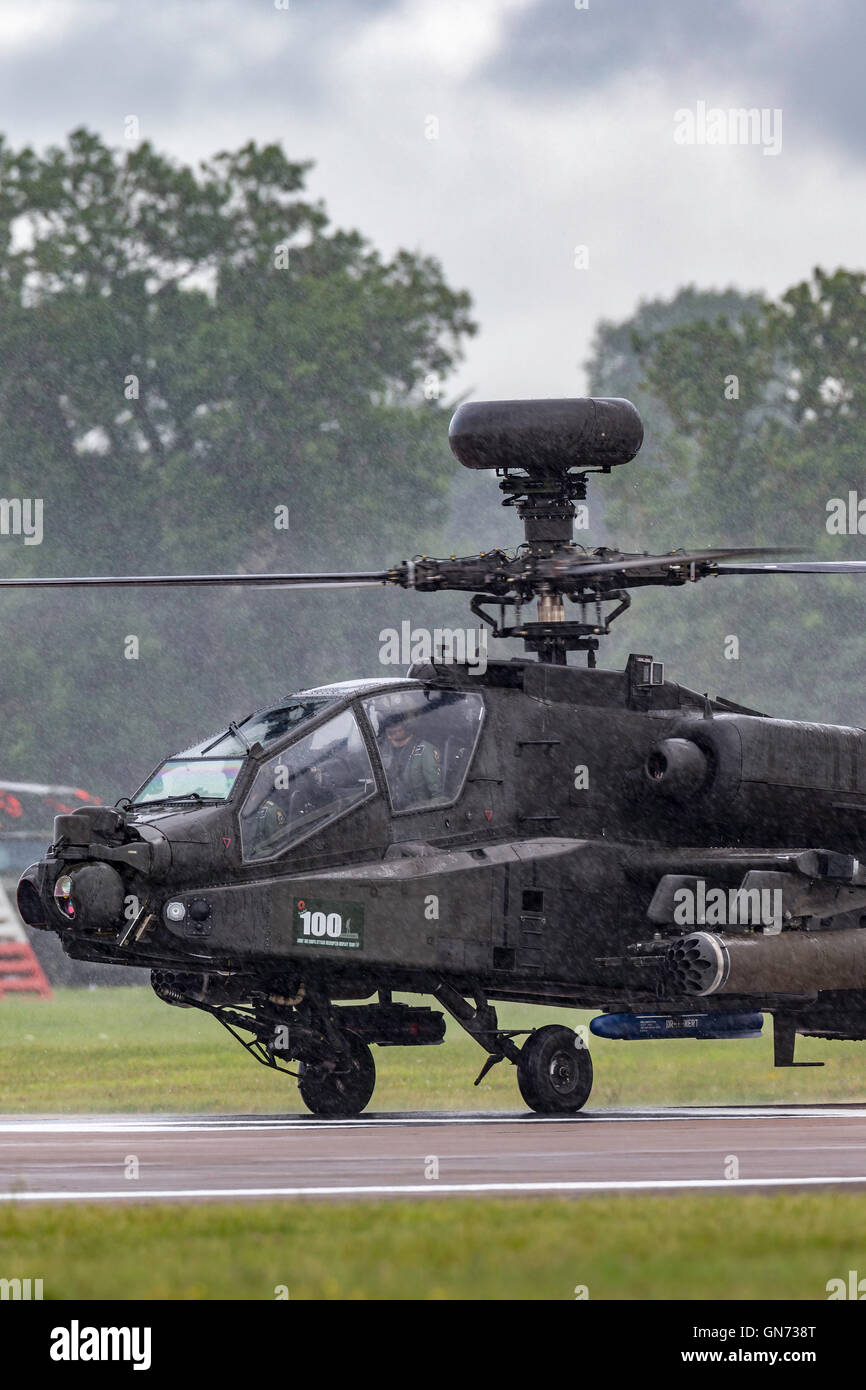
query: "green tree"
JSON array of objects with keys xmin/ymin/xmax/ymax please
[
  {"xmin": 0, "ymin": 130, "xmax": 476, "ymax": 792},
  {"xmin": 586, "ymin": 272, "xmax": 866, "ymax": 724}
]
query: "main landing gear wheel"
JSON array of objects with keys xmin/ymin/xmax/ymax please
[
  {"xmin": 298, "ymin": 1029, "xmax": 376, "ymax": 1118},
  {"xmin": 517, "ymin": 1024, "xmax": 593, "ymax": 1114}
]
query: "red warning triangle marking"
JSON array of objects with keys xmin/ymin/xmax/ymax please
[
  {"xmin": 222, "ymin": 836, "xmax": 232, "ymax": 849},
  {"xmin": 484, "ymin": 809, "xmax": 493, "ymax": 821}
]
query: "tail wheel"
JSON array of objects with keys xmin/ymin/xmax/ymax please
[
  {"xmin": 517, "ymin": 1024, "xmax": 593, "ymax": 1114},
  {"xmin": 298, "ymin": 1029, "xmax": 376, "ymax": 1118}
]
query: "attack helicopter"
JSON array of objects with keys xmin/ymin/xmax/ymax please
[{"xmin": 10, "ymin": 395, "xmax": 866, "ymax": 1117}]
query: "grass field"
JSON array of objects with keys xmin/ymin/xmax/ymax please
[
  {"xmin": 0, "ymin": 985, "xmax": 864, "ymax": 1113},
  {"xmin": 0, "ymin": 1192, "xmax": 861, "ymax": 1299}
]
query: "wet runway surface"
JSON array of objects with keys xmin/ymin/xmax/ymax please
[{"xmin": 2, "ymin": 1105, "xmax": 866, "ymax": 1202}]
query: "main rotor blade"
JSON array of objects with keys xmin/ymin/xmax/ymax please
[
  {"xmin": 555, "ymin": 547, "xmax": 789, "ymax": 581},
  {"xmin": 714, "ymin": 560, "xmax": 866, "ymax": 574},
  {"xmin": 0, "ymin": 570, "xmax": 396, "ymax": 591}
]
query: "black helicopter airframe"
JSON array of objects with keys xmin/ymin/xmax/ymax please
[{"xmin": 11, "ymin": 397, "xmax": 866, "ymax": 1116}]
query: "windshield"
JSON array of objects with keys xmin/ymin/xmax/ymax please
[
  {"xmin": 133, "ymin": 758, "xmax": 244, "ymax": 805},
  {"xmin": 178, "ymin": 698, "xmax": 334, "ymax": 757}
]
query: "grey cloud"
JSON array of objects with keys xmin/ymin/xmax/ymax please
[
  {"xmin": 482, "ymin": 1, "xmax": 767, "ymax": 94},
  {"xmin": 5, "ymin": 0, "xmax": 865, "ymax": 167},
  {"xmin": 483, "ymin": 0, "xmax": 866, "ymax": 157},
  {"xmin": 0, "ymin": 0, "xmax": 397, "ymax": 150}
]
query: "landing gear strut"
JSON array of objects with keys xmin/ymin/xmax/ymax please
[
  {"xmin": 180, "ymin": 980, "xmax": 446, "ymax": 1119},
  {"xmin": 433, "ymin": 985, "xmax": 593, "ymax": 1114}
]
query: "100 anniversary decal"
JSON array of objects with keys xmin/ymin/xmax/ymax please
[{"xmin": 293, "ymin": 898, "xmax": 364, "ymax": 950}]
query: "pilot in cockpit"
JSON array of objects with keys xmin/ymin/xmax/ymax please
[{"xmin": 379, "ymin": 708, "xmax": 443, "ymax": 806}]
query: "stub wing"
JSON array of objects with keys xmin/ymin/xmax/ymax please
[{"xmin": 627, "ymin": 846, "xmax": 866, "ymax": 931}]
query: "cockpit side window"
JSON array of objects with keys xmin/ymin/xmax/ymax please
[
  {"xmin": 362, "ymin": 689, "xmax": 485, "ymax": 813},
  {"xmin": 240, "ymin": 708, "xmax": 375, "ymax": 861}
]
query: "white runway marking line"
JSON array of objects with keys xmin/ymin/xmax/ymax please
[
  {"xmin": 3, "ymin": 1105, "xmax": 866, "ymax": 1134},
  {"xmin": 4, "ymin": 1174, "xmax": 866, "ymax": 1202}
]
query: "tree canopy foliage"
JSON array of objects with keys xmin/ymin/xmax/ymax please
[
  {"xmin": 587, "ymin": 271, "xmax": 866, "ymax": 724},
  {"xmin": 0, "ymin": 130, "xmax": 477, "ymax": 792}
]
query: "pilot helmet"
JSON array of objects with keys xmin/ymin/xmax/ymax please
[{"xmin": 377, "ymin": 690, "xmax": 419, "ymax": 733}]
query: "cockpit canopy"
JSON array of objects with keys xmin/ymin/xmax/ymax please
[
  {"xmin": 131, "ymin": 698, "xmax": 337, "ymax": 806},
  {"xmin": 240, "ymin": 688, "xmax": 485, "ymax": 860},
  {"xmin": 132, "ymin": 685, "xmax": 486, "ymax": 860},
  {"xmin": 363, "ymin": 688, "xmax": 484, "ymax": 812},
  {"xmin": 241, "ymin": 707, "xmax": 375, "ymax": 860}
]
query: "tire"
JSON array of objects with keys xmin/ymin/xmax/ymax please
[
  {"xmin": 298, "ymin": 1029, "xmax": 376, "ymax": 1118},
  {"xmin": 516, "ymin": 1024, "xmax": 593, "ymax": 1114}
]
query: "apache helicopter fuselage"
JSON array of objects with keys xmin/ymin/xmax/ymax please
[
  {"xmin": 11, "ymin": 395, "xmax": 866, "ymax": 1115},
  {"xmin": 18, "ymin": 652, "xmax": 866, "ymax": 1114}
]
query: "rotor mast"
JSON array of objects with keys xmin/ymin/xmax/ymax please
[{"xmin": 501, "ymin": 468, "xmax": 601, "ymax": 666}]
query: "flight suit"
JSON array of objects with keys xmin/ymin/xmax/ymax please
[
  {"xmin": 255, "ymin": 799, "xmax": 287, "ymax": 848},
  {"xmin": 384, "ymin": 738, "xmax": 443, "ymax": 806}
]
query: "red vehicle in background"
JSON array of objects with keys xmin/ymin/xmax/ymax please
[{"xmin": 0, "ymin": 782, "xmax": 101, "ymax": 876}]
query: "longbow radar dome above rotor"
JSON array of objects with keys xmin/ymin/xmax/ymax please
[{"xmin": 448, "ymin": 397, "xmax": 644, "ymax": 475}]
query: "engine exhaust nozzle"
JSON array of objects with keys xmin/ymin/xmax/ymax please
[{"xmin": 645, "ymin": 738, "xmax": 709, "ymax": 799}]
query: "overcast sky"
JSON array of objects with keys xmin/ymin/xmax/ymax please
[{"xmin": 1, "ymin": 0, "xmax": 864, "ymax": 400}]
